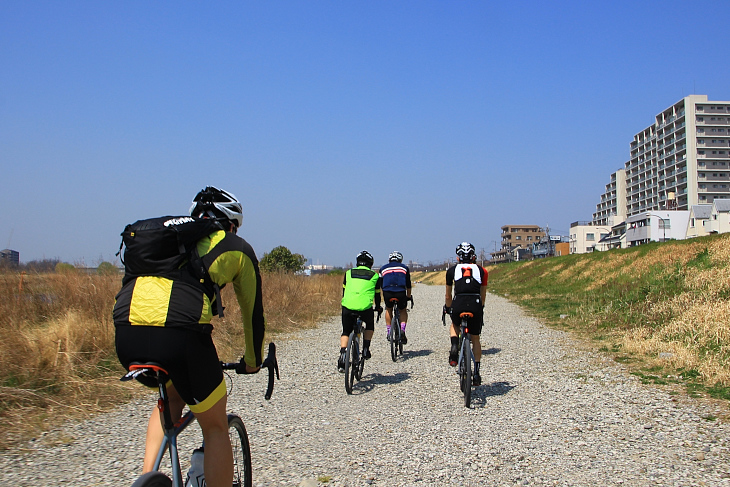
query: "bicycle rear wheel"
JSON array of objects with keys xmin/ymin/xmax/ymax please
[
  {"xmin": 228, "ymin": 415, "xmax": 252, "ymax": 487},
  {"xmin": 345, "ymin": 331, "xmax": 357, "ymax": 394},
  {"xmin": 462, "ymin": 336, "xmax": 472, "ymax": 408},
  {"xmin": 355, "ymin": 333, "xmax": 365, "ymax": 381},
  {"xmin": 131, "ymin": 472, "xmax": 172, "ymax": 487},
  {"xmin": 389, "ymin": 321, "xmax": 398, "ymax": 362}
]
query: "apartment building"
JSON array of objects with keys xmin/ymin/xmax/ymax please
[
  {"xmin": 593, "ymin": 169, "xmax": 627, "ymax": 226},
  {"xmin": 593, "ymin": 95, "xmax": 730, "ymax": 225},
  {"xmin": 569, "ymin": 222, "xmax": 611, "ymax": 253},
  {"xmin": 0, "ymin": 249, "xmax": 19, "ymax": 266},
  {"xmin": 490, "ymin": 225, "xmax": 545, "ymax": 263}
]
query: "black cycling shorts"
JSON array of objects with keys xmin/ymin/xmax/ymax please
[
  {"xmin": 341, "ymin": 307, "xmax": 375, "ymax": 336},
  {"xmin": 383, "ymin": 291, "xmax": 408, "ymax": 310},
  {"xmin": 450, "ymin": 295, "xmax": 484, "ymax": 335},
  {"xmin": 115, "ymin": 325, "xmax": 226, "ymax": 413}
]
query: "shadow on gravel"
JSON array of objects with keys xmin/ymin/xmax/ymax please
[
  {"xmin": 400, "ymin": 349, "xmax": 433, "ymax": 360},
  {"xmin": 350, "ymin": 372, "xmax": 411, "ymax": 394},
  {"xmin": 481, "ymin": 347, "xmax": 501, "ymax": 356},
  {"xmin": 469, "ymin": 381, "xmax": 515, "ymax": 408}
]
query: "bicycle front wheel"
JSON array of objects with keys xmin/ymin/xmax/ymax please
[
  {"xmin": 345, "ymin": 332, "xmax": 357, "ymax": 394},
  {"xmin": 228, "ymin": 415, "xmax": 252, "ymax": 487},
  {"xmin": 131, "ymin": 472, "xmax": 172, "ymax": 487}
]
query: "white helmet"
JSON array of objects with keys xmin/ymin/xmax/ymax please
[
  {"xmin": 388, "ymin": 251, "xmax": 403, "ymax": 263},
  {"xmin": 190, "ymin": 186, "xmax": 243, "ymax": 229}
]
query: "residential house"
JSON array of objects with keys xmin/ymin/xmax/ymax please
[
  {"xmin": 569, "ymin": 222, "xmax": 612, "ymax": 254},
  {"xmin": 686, "ymin": 204, "xmax": 713, "ymax": 238},
  {"xmin": 625, "ymin": 211, "xmax": 691, "ymax": 247},
  {"xmin": 708, "ymin": 199, "xmax": 730, "ymax": 234}
]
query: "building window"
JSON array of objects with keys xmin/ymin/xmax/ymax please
[{"xmin": 586, "ymin": 233, "xmax": 595, "ymax": 241}]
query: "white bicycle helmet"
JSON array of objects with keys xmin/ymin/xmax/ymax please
[
  {"xmin": 388, "ymin": 251, "xmax": 403, "ymax": 263},
  {"xmin": 190, "ymin": 186, "xmax": 244, "ymax": 229},
  {"xmin": 455, "ymin": 242, "xmax": 476, "ymax": 263}
]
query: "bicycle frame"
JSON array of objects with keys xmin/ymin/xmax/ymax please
[
  {"xmin": 123, "ymin": 343, "xmax": 279, "ymax": 487},
  {"xmin": 457, "ymin": 324, "xmax": 475, "ymax": 375}
]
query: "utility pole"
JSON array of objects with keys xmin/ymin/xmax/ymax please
[{"xmin": 545, "ymin": 224, "xmax": 553, "ymax": 257}]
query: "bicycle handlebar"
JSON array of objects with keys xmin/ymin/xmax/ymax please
[{"xmin": 221, "ymin": 342, "xmax": 279, "ymax": 400}]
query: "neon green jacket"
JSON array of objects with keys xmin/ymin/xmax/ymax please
[{"xmin": 341, "ymin": 266, "xmax": 382, "ymax": 311}]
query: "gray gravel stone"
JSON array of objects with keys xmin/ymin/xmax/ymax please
[{"xmin": 1, "ymin": 284, "xmax": 729, "ymax": 486}]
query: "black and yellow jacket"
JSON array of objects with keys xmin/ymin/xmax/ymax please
[{"xmin": 113, "ymin": 230, "xmax": 266, "ymax": 368}]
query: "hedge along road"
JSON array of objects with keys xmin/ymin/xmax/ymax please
[{"xmin": 2, "ymin": 284, "xmax": 730, "ymax": 486}]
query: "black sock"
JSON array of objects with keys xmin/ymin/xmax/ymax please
[
  {"xmin": 340, "ymin": 347, "xmax": 346, "ymax": 355},
  {"xmin": 450, "ymin": 336, "xmax": 459, "ymax": 348},
  {"xmin": 363, "ymin": 339, "xmax": 371, "ymax": 349},
  {"xmin": 475, "ymin": 362, "xmax": 481, "ymax": 374}
]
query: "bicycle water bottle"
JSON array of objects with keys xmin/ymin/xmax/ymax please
[{"xmin": 185, "ymin": 447, "xmax": 205, "ymax": 487}]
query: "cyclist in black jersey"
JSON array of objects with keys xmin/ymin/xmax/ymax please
[
  {"xmin": 114, "ymin": 187, "xmax": 265, "ymax": 487},
  {"xmin": 444, "ymin": 242, "xmax": 487, "ymax": 386}
]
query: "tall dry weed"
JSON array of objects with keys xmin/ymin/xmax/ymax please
[{"xmin": 0, "ymin": 269, "xmax": 342, "ymax": 448}]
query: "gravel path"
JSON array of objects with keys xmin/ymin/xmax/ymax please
[{"xmin": 2, "ymin": 284, "xmax": 730, "ymax": 486}]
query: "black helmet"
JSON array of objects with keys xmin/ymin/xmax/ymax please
[
  {"xmin": 190, "ymin": 186, "xmax": 243, "ymax": 229},
  {"xmin": 356, "ymin": 250, "xmax": 374, "ymax": 268},
  {"xmin": 455, "ymin": 242, "xmax": 476, "ymax": 263},
  {"xmin": 388, "ymin": 251, "xmax": 403, "ymax": 263}
]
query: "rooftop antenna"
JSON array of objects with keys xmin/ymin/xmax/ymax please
[{"xmin": 6, "ymin": 227, "xmax": 13, "ymax": 249}]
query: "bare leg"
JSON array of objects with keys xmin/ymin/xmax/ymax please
[
  {"xmin": 195, "ymin": 396, "xmax": 233, "ymax": 487},
  {"xmin": 143, "ymin": 384, "xmax": 185, "ymax": 473},
  {"xmin": 471, "ymin": 334, "xmax": 482, "ymax": 362}
]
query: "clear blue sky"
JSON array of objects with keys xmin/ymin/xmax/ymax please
[{"xmin": 2, "ymin": 1, "xmax": 730, "ymax": 268}]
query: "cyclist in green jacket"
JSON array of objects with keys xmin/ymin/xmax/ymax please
[{"xmin": 338, "ymin": 250, "xmax": 383, "ymax": 372}]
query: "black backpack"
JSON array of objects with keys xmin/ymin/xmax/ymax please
[{"xmin": 117, "ymin": 216, "xmax": 227, "ymax": 317}]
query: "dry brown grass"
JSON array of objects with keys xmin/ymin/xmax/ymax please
[
  {"xmin": 0, "ymin": 269, "xmax": 342, "ymax": 449},
  {"xmin": 411, "ymin": 270, "xmax": 448, "ymax": 286}
]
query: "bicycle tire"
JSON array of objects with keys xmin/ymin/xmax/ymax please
[
  {"xmin": 463, "ymin": 335, "xmax": 472, "ymax": 408},
  {"xmin": 389, "ymin": 321, "xmax": 398, "ymax": 362},
  {"xmin": 130, "ymin": 472, "xmax": 172, "ymax": 487},
  {"xmin": 355, "ymin": 334, "xmax": 364, "ymax": 381},
  {"xmin": 345, "ymin": 331, "xmax": 356, "ymax": 394},
  {"xmin": 228, "ymin": 415, "xmax": 253, "ymax": 487}
]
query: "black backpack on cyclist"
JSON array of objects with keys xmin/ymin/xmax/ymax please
[{"xmin": 117, "ymin": 215, "xmax": 227, "ymax": 317}]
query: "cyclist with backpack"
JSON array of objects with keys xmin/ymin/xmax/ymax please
[
  {"xmin": 338, "ymin": 250, "xmax": 383, "ymax": 372},
  {"xmin": 444, "ymin": 242, "xmax": 487, "ymax": 386},
  {"xmin": 379, "ymin": 251, "xmax": 412, "ymax": 344},
  {"xmin": 113, "ymin": 186, "xmax": 266, "ymax": 487}
]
